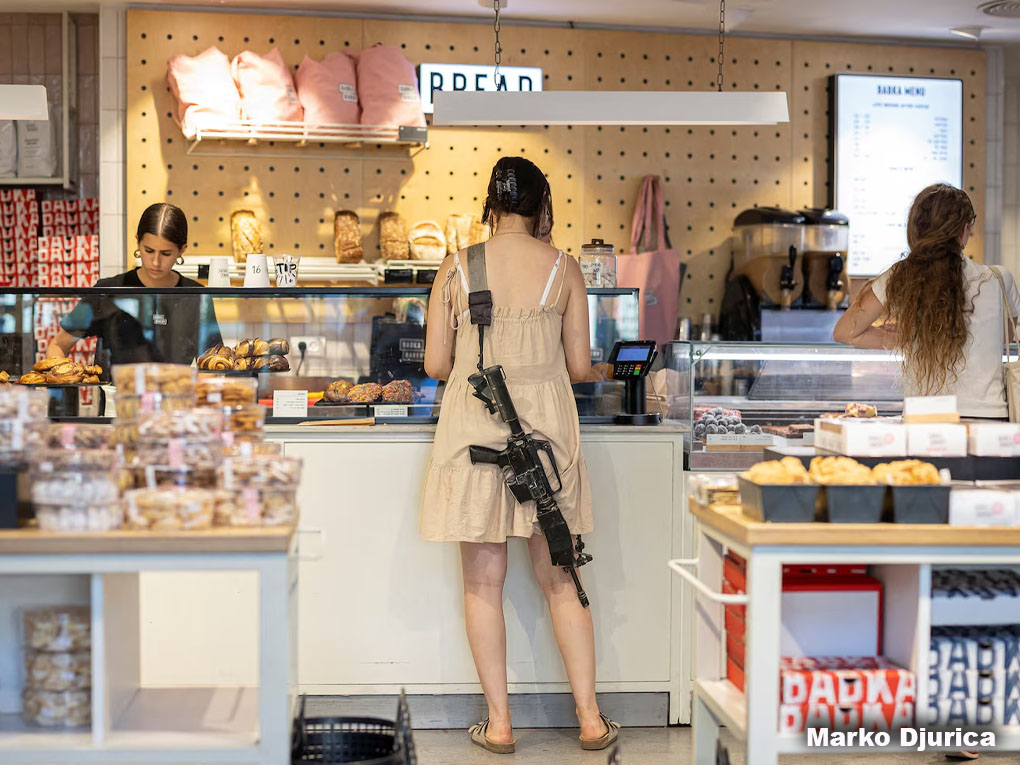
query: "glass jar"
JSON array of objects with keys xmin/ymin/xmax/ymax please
[{"xmin": 579, "ymin": 239, "xmax": 617, "ymax": 288}]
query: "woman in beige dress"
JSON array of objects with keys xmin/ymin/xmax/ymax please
[{"xmin": 422, "ymin": 157, "xmax": 618, "ymax": 754}]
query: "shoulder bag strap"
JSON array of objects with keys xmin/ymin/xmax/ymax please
[{"xmin": 990, "ymin": 266, "xmax": 1018, "ymax": 351}]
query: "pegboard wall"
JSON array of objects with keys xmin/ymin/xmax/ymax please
[{"xmin": 125, "ymin": 9, "xmax": 986, "ymax": 320}]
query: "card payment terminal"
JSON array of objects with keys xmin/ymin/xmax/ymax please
[{"xmin": 607, "ymin": 341, "xmax": 661, "ymax": 426}]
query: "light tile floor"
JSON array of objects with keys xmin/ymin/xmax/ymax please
[{"xmin": 413, "ymin": 727, "xmax": 1016, "ymax": 765}]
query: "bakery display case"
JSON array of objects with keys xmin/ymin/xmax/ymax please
[
  {"xmin": 0, "ymin": 286, "xmax": 639, "ymax": 422},
  {"xmin": 661, "ymin": 341, "xmax": 904, "ymax": 468}
]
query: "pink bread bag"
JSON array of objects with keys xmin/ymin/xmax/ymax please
[
  {"xmin": 295, "ymin": 53, "xmax": 360, "ymax": 126},
  {"xmin": 231, "ymin": 47, "xmax": 303, "ymax": 123},
  {"xmin": 355, "ymin": 45, "xmax": 426, "ymax": 128},
  {"xmin": 166, "ymin": 46, "xmax": 241, "ymax": 138}
]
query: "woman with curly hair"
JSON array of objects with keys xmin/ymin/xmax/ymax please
[{"xmin": 834, "ymin": 184, "xmax": 1020, "ymax": 418}]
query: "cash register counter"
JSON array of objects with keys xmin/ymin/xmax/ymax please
[{"xmin": 137, "ymin": 422, "xmax": 693, "ymax": 727}]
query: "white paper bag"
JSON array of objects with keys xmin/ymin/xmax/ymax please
[
  {"xmin": 0, "ymin": 121, "xmax": 15, "ymax": 177},
  {"xmin": 17, "ymin": 107, "xmax": 59, "ymax": 178}
]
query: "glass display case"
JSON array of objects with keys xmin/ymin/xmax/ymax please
[
  {"xmin": 0, "ymin": 286, "xmax": 639, "ymax": 422},
  {"xmin": 659, "ymin": 341, "xmax": 904, "ymax": 467}
]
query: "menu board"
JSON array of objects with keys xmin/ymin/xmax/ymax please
[{"xmin": 833, "ymin": 74, "xmax": 963, "ymax": 276}]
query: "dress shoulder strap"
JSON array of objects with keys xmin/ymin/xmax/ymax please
[{"xmin": 540, "ymin": 251, "xmax": 565, "ymax": 307}]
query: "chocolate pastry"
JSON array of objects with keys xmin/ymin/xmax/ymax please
[
  {"xmin": 324, "ymin": 379, "xmax": 353, "ymax": 403},
  {"xmin": 251, "ymin": 356, "xmax": 269, "ymax": 371},
  {"xmin": 235, "ymin": 339, "xmax": 257, "ymax": 357},
  {"xmin": 33, "ymin": 357, "xmax": 71, "ymax": 373},
  {"xmin": 252, "ymin": 339, "xmax": 269, "ymax": 357},
  {"xmin": 201, "ymin": 355, "xmax": 234, "ymax": 371},
  {"xmin": 233, "ymin": 357, "xmax": 250, "ymax": 371},
  {"xmin": 19, "ymin": 372, "xmax": 46, "ymax": 385},
  {"xmin": 268, "ymin": 338, "xmax": 290, "ymax": 356},
  {"xmin": 266, "ymin": 355, "xmax": 290, "ymax": 372}
]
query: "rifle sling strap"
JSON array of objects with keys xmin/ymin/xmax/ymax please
[{"xmin": 466, "ymin": 242, "xmax": 491, "ymax": 373}]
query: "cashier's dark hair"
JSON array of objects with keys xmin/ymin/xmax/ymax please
[
  {"xmin": 136, "ymin": 203, "xmax": 188, "ymax": 250},
  {"xmin": 878, "ymin": 183, "xmax": 976, "ymax": 395},
  {"xmin": 482, "ymin": 157, "xmax": 553, "ymax": 239}
]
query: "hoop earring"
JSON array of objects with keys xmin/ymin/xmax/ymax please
[
  {"xmin": 132, "ymin": 249, "xmax": 140, "ymax": 259},
  {"xmin": 176, "ymin": 255, "xmax": 185, "ymax": 265}
]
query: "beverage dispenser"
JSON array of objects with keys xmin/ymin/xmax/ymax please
[
  {"xmin": 731, "ymin": 208, "xmax": 806, "ymax": 309},
  {"xmin": 800, "ymin": 208, "xmax": 850, "ymax": 310}
]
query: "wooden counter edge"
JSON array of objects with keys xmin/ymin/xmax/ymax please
[
  {"xmin": 690, "ymin": 501, "xmax": 1020, "ymax": 547},
  {"xmin": 0, "ymin": 526, "xmax": 295, "ymax": 555}
]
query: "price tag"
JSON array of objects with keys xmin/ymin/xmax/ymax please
[
  {"xmin": 273, "ymin": 390, "xmax": 308, "ymax": 418},
  {"xmin": 375, "ymin": 405, "xmax": 409, "ymax": 418}
]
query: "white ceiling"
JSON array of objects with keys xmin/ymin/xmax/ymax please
[{"xmin": 11, "ymin": 0, "xmax": 1020, "ymax": 44}]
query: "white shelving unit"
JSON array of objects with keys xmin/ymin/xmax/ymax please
[
  {"xmin": 673, "ymin": 504, "xmax": 1020, "ymax": 765},
  {"xmin": 0, "ymin": 530, "xmax": 296, "ymax": 764},
  {"xmin": 0, "ymin": 13, "xmax": 78, "ymax": 191}
]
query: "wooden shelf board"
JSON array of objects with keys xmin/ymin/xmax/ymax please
[
  {"xmin": 0, "ymin": 527, "xmax": 293, "ymax": 555},
  {"xmin": 693, "ymin": 503, "xmax": 1020, "ymax": 548},
  {"xmin": 694, "ymin": 679, "xmax": 746, "ymax": 737}
]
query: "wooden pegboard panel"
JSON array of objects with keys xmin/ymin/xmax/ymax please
[{"xmin": 126, "ymin": 9, "xmax": 987, "ymax": 321}]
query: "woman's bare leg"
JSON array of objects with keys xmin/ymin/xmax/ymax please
[
  {"xmin": 460, "ymin": 541, "xmax": 513, "ymax": 743},
  {"xmin": 526, "ymin": 533, "xmax": 607, "ymax": 739}
]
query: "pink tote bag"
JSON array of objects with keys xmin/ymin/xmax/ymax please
[
  {"xmin": 231, "ymin": 48, "xmax": 303, "ymax": 123},
  {"xmin": 355, "ymin": 45, "xmax": 426, "ymax": 128},
  {"xmin": 295, "ymin": 53, "xmax": 360, "ymax": 126},
  {"xmin": 166, "ymin": 46, "xmax": 241, "ymax": 138},
  {"xmin": 617, "ymin": 176, "xmax": 685, "ymax": 349}
]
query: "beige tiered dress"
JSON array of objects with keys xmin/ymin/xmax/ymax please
[{"xmin": 419, "ymin": 250, "xmax": 594, "ymax": 543}]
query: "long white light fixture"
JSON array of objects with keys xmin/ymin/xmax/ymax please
[
  {"xmin": 433, "ymin": 90, "xmax": 789, "ymax": 126},
  {"xmin": 0, "ymin": 85, "xmax": 48, "ymax": 120},
  {"xmin": 433, "ymin": 0, "xmax": 789, "ymax": 127}
]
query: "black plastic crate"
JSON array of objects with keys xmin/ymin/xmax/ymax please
[
  {"xmin": 292, "ymin": 692, "xmax": 416, "ymax": 765},
  {"xmin": 738, "ymin": 476, "xmax": 820, "ymax": 522},
  {"xmin": 822, "ymin": 485, "xmax": 887, "ymax": 523},
  {"xmin": 889, "ymin": 485, "xmax": 950, "ymax": 524}
]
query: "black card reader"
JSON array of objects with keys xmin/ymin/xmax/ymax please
[{"xmin": 607, "ymin": 341, "xmax": 661, "ymax": 426}]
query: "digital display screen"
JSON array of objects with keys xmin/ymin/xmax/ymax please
[
  {"xmin": 616, "ymin": 346, "xmax": 653, "ymax": 362},
  {"xmin": 834, "ymin": 74, "xmax": 963, "ymax": 276}
]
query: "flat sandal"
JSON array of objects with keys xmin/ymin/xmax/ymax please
[
  {"xmin": 469, "ymin": 718, "xmax": 516, "ymax": 754},
  {"xmin": 580, "ymin": 713, "xmax": 620, "ymax": 750}
]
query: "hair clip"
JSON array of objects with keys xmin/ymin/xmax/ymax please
[{"xmin": 494, "ymin": 167, "xmax": 519, "ymax": 208}]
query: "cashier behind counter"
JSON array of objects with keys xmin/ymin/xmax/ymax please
[{"xmin": 45, "ymin": 203, "xmax": 222, "ymax": 366}]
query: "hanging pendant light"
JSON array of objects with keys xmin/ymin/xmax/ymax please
[
  {"xmin": 0, "ymin": 85, "xmax": 48, "ymax": 120},
  {"xmin": 433, "ymin": 0, "xmax": 789, "ymax": 127}
]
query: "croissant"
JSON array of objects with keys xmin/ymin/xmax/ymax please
[
  {"xmin": 34, "ymin": 357, "xmax": 70, "ymax": 372},
  {"xmin": 46, "ymin": 362, "xmax": 84, "ymax": 384},
  {"xmin": 19, "ymin": 372, "xmax": 46, "ymax": 385},
  {"xmin": 85, "ymin": 365, "xmax": 103, "ymax": 376},
  {"xmin": 84, "ymin": 375, "xmax": 100, "ymax": 384},
  {"xmin": 233, "ymin": 357, "xmax": 250, "ymax": 371}
]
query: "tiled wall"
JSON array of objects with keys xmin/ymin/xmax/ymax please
[
  {"xmin": 0, "ymin": 13, "xmax": 99, "ymax": 199},
  {"xmin": 1003, "ymin": 46, "xmax": 1020, "ymax": 277},
  {"xmin": 98, "ymin": 7, "xmax": 124, "ymax": 278}
]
